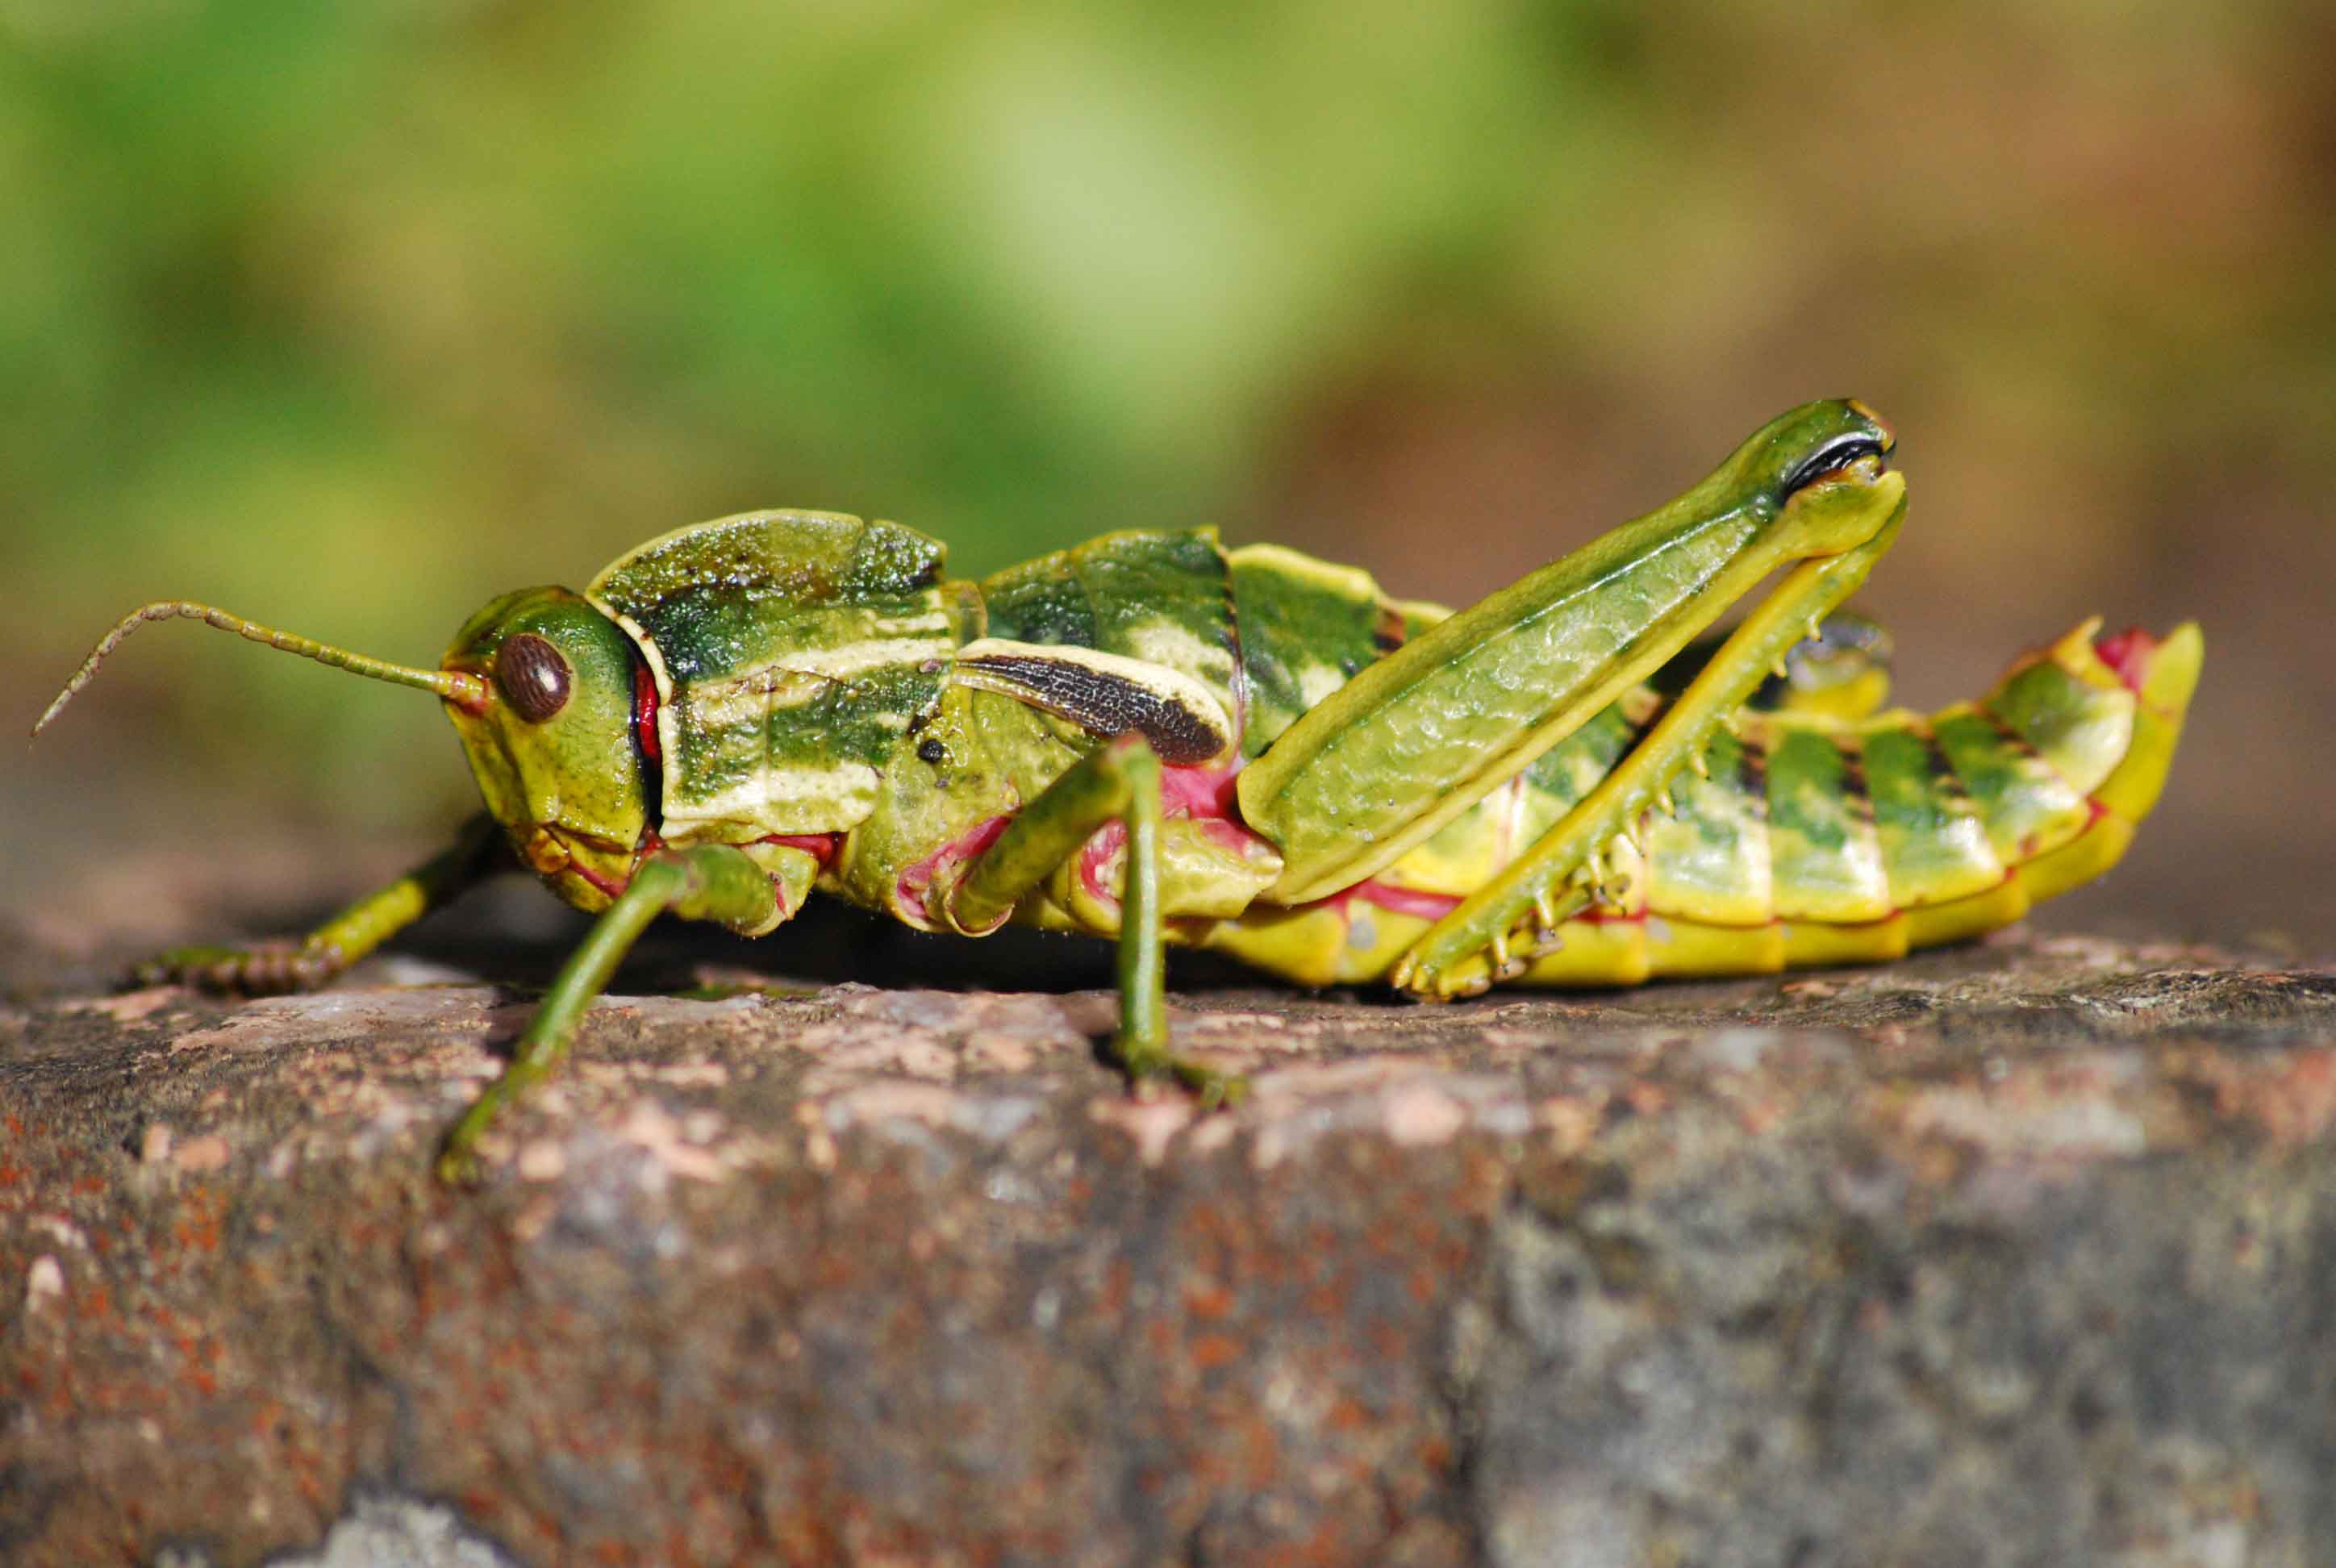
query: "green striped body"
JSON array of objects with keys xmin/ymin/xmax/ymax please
[
  {"xmin": 590, "ymin": 512, "xmax": 963, "ymax": 842},
  {"xmin": 581, "ymin": 512, "xmax": 2196, "ymax": 987},
  {"xmin": 982, "ymin": 528, "xmax": 1247, "ymax": 725}
]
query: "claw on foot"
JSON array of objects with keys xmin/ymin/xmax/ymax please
[
  {"xmin": 1174, "ymin": 1058, "xmax": 1249, "ymax": 1110},
  {"xmin": 1118, "ymin": 1033, "xmax": 1248, "ymax": 1110},
  {"xmin": 432, "ymin": 1143, "xmax": 483, "ymax": 1188}
]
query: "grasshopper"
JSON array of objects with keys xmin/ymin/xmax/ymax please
[{"xmin": 34, "ymin": 401, "xmax": 2201, "ymax": 1181}]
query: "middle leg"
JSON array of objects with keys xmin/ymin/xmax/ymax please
[{"xmin": 942, "ymin": 732, "xmax": 1241, "ymax": 1103}]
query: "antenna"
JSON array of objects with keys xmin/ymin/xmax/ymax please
[{"xmin": 33, "ymin": 601, "xmax": 488, "ymax": 738}]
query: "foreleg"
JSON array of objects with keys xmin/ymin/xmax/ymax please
[
  {"xmin": 143, "ymin": 812, "xmax": 504, "ymax": 992},
  {"xmin": 437, "ymin": 842, "xmax": 777, "ymax": 1183}
]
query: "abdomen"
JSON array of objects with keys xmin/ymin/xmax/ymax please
[{"xmin": 1195, "ymin": 619, "xmax": 2201, "ymax": 986}]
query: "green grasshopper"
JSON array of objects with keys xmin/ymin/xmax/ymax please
[{"xmin": 34, "ymin": 401, "xmax": 2201, "ymax": 1182}]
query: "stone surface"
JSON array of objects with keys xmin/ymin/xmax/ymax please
[{"xmin": 4, "ymin": 901, "xmax": 2335, "ymax": 1566}]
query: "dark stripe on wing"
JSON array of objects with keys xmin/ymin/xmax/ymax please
[{"xmin": 959, "ymin": 651, "xmax": 1229, "ymax": 765}]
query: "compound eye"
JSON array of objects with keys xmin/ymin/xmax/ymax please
[
  {"xmin": 496, "ymin": 632, "xmax": 573, "ymax": 723},
  {"xmin": 1782, "ymin": 435, "xmax": 1887, "ymax": 499}
]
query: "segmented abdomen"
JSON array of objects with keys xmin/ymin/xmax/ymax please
[
  {"xmin": 1196, "ymin": 616, "xmax": 2200, "ymax": 986},
  {"xmin": 1590, "ymin": 631, "xmax": 2135, "ymax": 979}
]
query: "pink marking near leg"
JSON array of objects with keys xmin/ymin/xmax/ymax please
[
  {"xmin": 739, "ymin": 832, "xmax": 843, "ymax": 917},
  {"xmin": 541, "ymin": 826, "xmax": 665, "ymax": 903},
  {"xmin": 1160, "ymin": 763, "xmax": 1244, "ymax": 819},
  {"xmin": 758, "ymin": 832, "xmax": 843, "ymax": 869},
  {"xmin": 897, "ymin": 816, "xmax": 1013, "ymax": 925},
  {"xmin": 567, "ymin": 857, "xmax": 632, "ymax": 902},
  {"xmin": 1075, "ymin": 761, "xmax": 1279, "ymax": 912},
  {"xmin": 1304, "ymin": 878, "xmax": 1463, "ymax": 923},
  {"xmin": 1348, "ymin": 879, "xmax": 1463, "ymax": 921},
  {"xmin": 1079, "ymin": 828, "xmax": 1124, "ymax": 905}
]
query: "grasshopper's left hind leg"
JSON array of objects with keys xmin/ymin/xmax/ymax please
[
  {"xmin": 942, "ymin": 732, "xmax": 1240, "ymax": 1105},
  {"xmin": 1395, "ymin": 522, "xmax": 1901, "ymax": 996},
  {"xmin": 1233, "ymin": 399, "xmax": 1908, "ymax": 999},
  {"xmin": 436, "ymin": 843, "xmax": 778, "ymax": 1184}
]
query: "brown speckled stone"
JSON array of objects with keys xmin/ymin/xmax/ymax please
[{"xmin": 4, "ymin": 902, "xmax": 2335, "ymax": 1565}]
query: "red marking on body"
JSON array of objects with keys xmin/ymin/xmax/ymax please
[
  {"xmin": 577, "ymin": 830, "xmax": 832, "ymax": 915},
  {"xmin": 899, "ymin": 816, "xmax": 1013, "ymax": 924},
  {"xmin": 631, "ymin": 663, "xmax": 662, "ymax": 763},
  {"xmin": 1075, "ymin": 762, "xmax": 1276, "ymax": 909},
  {"xmin": 1079, "ymin": 830, "xmax": 1121, "ymax": 904},
  {"xmin": 1354, "ymin": 879, "xmax": 1464, "ymax": 921},
  {"xmin": 1309, "ymin": 879, "xmax": 1464, "ymax": 922},
  {"xmin": 567, "ymin": 856, "xmax": 631, "ymax": 902},
  {"xmin": 2092, "ymin": 628, "xmax": 2158, "ymax": 694},
  {"xmin": 1124, "ymin": 757, "xmax": 1465, "ymax": 926},
  {"xmin": 758, "ymin": 832, "xmax": 842, "ymax": 870},
  {"xmin": 749, "ymin": 832, "xmax": 840, "ymax": 917},
  {"xmin": 1161, "ymin": 763, "xmax": 1244, "ymax": 819},
  {"xmin": 896, "ymin": 760, "xmax": 1271, "ymax": 924}
]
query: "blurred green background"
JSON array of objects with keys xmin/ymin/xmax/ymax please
[{"xmin": 6, "ymin": 0, "xmax": 2332, "ymax": 954}]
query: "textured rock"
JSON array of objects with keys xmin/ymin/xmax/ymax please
[{"xmin": 3, "ymin": 907, "xmax": 2334, "ymax": 1565}]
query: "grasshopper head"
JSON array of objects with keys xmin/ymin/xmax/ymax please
[
  {"xmin": 440, "ymin": 587, "xmax": 653, "ymax": 911},
  {"xmin": 1738, "ymin": 398, "xmax": 1904, "ymax": 555},
  {"xmin": 32, "ymin": 588, "xmax": 651, "ymax": 912}
]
